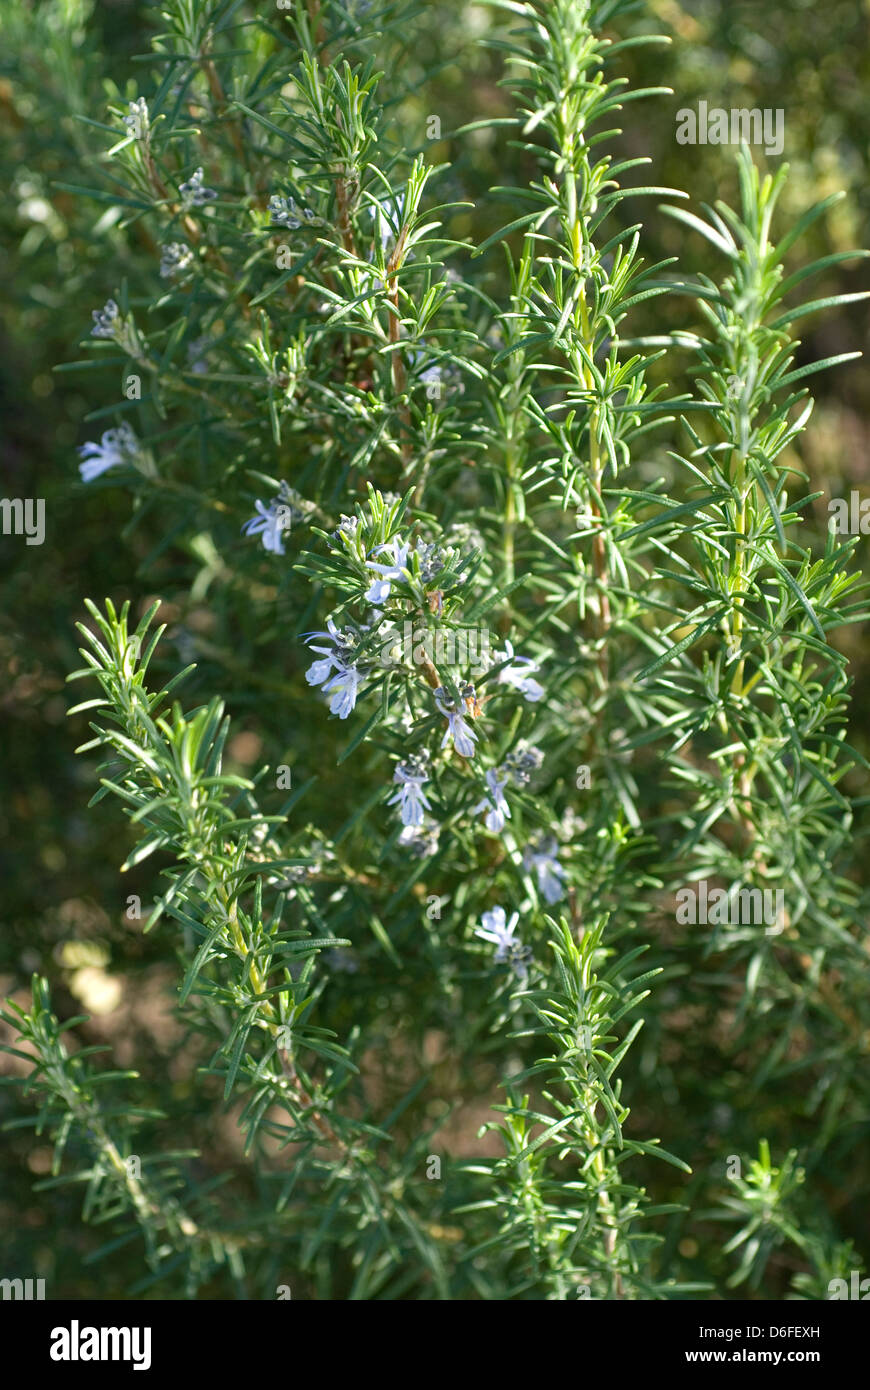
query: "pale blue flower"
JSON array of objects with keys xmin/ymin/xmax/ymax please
[
  {"xmin": 78, "ymin": 422, "xmax": 139, "ymax": 482},
  {"xmin": 242, "ymin": 498, "xmax": 290, "ymax": 554},
  {"xmin": 304, "ymin": 620, "xmax": 362, "ymax": 719},
  {"xmin": 473, "ymin": 768, "xmax": 511, "ymax": 834},
  {"xmin": 306, "ymin": 652, "xmax": 335, "ymax": 687},
  {"xmin": 304, "ymin": 618, "xmax": 346, "ymax": 676},
  {"xmin": 365, "ymin": 538, "xmax": 411, "ymax": 604},
  {"xmin": 495, "ymin": 640, "xmax": 544, "ymax": 702},
  {"xmin": 435, "ymin": 688, "xmax": 477, "ymax": 759},
  {"xmin": 322, "ymin": 663, "xmax": 361, "ymax": 719},
  {"xmin": 387, "ymin": 754, "xmax": 431, "ymax": 828},
  {"xmin": 523, "ymin": 836, "xmax": 566, "ymax": 904},
  {"xmin": 475, "ymin": 906, "xmax": 531, "ymax": 980}
]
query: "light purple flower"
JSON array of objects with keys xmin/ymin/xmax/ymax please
[
  {"xmin": 475, "ymin": 906, "xmax": 531, "ymax": 980},
  {"xmin": 304, "ymin": 619, "xmax": 362, "ymax": 720},
  {"xmin": 495, "ymin": 640, "xmax": 544, "ymax": 702},
  {"xmin": 387, "ymin": 754, "xmax": 431, "ymax": 828},
  {"xmin": 242, "ymin": 498, "xmax": 290, "ymax": 554},
  {"xmin": 435, "ymin": 689, "xmax": 477, "ymax": 759},
  {"xmin": 322, "ymin": 663, "xmax": 361, "ymax": 719},
  {"xmin": 365, "ymin": 538, "xmax": 411, "ymax": 605},
  {"xmin": 305, "ymin": 655, "xmax": 337, "ymax": 689},
  {"xmin": 473, "ymin": 768, "xmax": 511, "ymax": 834},
  {"xmin": 78, "ymin": 422, "xmax": 139, "ymax": 482},
  {"xmin": 304, "ymin": 618, "xmax": 348, "ymax": 667},
  {"xmin": 523, "ymin": 836, "xmax": 566, "ymax": 905}
]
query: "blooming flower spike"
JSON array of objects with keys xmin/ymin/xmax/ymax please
[{"xmin": 303, "ymin": 619, "xmax": 362, "ymax": 719}]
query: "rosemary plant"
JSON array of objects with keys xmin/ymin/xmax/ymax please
[{"xmin": 2, "ymin": 0, "xmax": 868, "ymax": 1301}]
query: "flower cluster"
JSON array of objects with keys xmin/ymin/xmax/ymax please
[
  {"xmin": 503, "ymin": 742, "xmax": 545, "ymax": 786},
  {"xmin": 179, "ymin": 167, "xmax": 217, "ymax": 207},
  {"xmin": 331, "ymin": 514, "xmax": 359, "ymax": 545},
  {"xmin": 268, "ymin": 194, "xmax": 316, "ymax": 229},
  {"xmin": 159, "ymin": 242, "xmax": 194, "ymax": 280},
  {"xmin": 122, "ymin": 97, "xmax": 149, "ymax": 139},
  {"xmin": 304, "ymin": 619, "xmax": 364, "ymax": 720},
  {"xmin": 89, "ymin": 299, "xmax": 144, "ymax": 361},
  {"xmin": 91, "ymin": 299, "xmax": 121, "ymax": 339},
  {"xmin": 293, "ymin": 496, "xmax": 563, "ymax": 916}
]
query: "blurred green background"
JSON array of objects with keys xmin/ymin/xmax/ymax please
[{"xmin": 1, "ymin": 0, "xmax": 868, "ymax": 1296}]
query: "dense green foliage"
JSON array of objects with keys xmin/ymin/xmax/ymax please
[{"xmin": 1, "ymin": 0, "xmax": 869, "ymax": 1300}]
